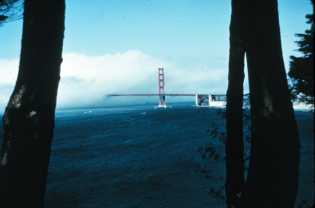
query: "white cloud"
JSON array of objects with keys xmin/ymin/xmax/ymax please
[
  {"xmin": 0, "ymin": 50, "xmax": 228, "ymax": 110},
  {"xmin": 0, "ymin": 58, "xmax": 19, "ymax": 84},
  {"xmin": 0, "ymin": 58, "xmax": 19, "ymax": 110}
]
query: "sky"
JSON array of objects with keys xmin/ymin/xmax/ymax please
[{"xmin": 0, "ymin": 0, "xmax": 313, "ymax": 109}]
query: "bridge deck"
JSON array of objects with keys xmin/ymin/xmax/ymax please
[{"xmin": 107, "ymin": 93, "xmax": 226, "ymax": 97}]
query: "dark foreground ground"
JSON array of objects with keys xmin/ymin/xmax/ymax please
[{"xmin": 0, "ymin": 104, "xmax": 314, "ymax": 207}]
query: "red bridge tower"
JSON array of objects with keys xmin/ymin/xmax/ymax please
[{"xmin": 158, "ymin": 67, "xmax": 166, "ymax": 108}]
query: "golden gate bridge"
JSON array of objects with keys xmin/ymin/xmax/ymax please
[{"xmin": 107, "ymin": 67, "xmax": 228, "ymax": 108}]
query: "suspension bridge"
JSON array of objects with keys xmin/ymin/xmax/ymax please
[{"xmin": 107, "ymin": 67, "xmax": 227, "ymax": 108}]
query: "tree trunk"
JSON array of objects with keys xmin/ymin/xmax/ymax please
[
  {"xmin": 225, "ymin": 1, "xmax": 246, "ymax": 207},
  {"xmin": 0, "ymin": 0, "xmax": 65, "ymax": 207},
  {"xmin": 226, "ymin": 1, "xmax": 300, "ymax": 207}
]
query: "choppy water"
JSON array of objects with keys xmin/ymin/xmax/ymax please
[
  {"xmin": 47, "ymin": 104, "xmax": 226, "ymax": 208},
  {"xmin": 0, "ymin": 104, "xmax": 313, "ymax": 207}
]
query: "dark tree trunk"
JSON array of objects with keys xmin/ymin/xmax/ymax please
[
  {"xmin": 0, "ymin": 0, "xmax": 65, "ymax": 207},
  {"xmin": 226, "ymin": 1, "xmax": 299, "ymax": 208},
  {"xmin": 225, "ymin": 1, "xmax": 246, "ymax": 207},
  {"xmin": 243, "ymin": 1, "xmax": 299, "ymax": 207}
]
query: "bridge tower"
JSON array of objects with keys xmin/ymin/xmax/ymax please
[{"xmin": 158, "ymin": 67, "xmax": 166, "ymax": 108}]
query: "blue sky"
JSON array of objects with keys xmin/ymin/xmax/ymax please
[{"xmin": 0, "ymin": 0, "xmax": 313, "ymax": 108}]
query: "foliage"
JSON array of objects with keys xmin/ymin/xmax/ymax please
[
  {"xmin": 288, "ymin": 12, "xmax": 314, "ymax": 105},
  {"xmin": 198, "ymin": 108, "xmax": 252, "ymax": 201},
  {"xmin": 0, "ymin": 0, "xmax": 23, "ymax": 25}
]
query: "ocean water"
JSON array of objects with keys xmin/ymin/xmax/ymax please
[
  {"xmin": 0, "ymin": 103, "xmax": 313, "ymax": 207},
  {"xmin": 47, "ymin": 104, "xmax": 226, "ymax": 208}
]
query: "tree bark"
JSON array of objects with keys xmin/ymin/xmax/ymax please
[
  {"xmin": 226, "ymin": 1, "xmax": 300, "ymax": 207},
  {"xmin": 225, "ymin": 1, "xmax": 246, "ymax": 207},
  {"xmin": 0, "ymin": 0, "xmax": 65, "ymax": 207},
  {"xmin": 242, "ymin": 1, "xmax": 299, "ymax": 207}
]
